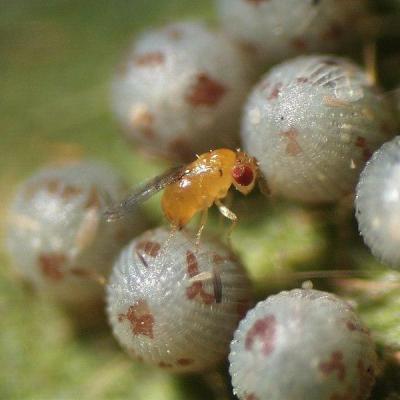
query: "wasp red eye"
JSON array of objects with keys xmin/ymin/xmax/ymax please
[{"xmin": 232, "ymin": 165, "xmax": 254, "ymax": 186}]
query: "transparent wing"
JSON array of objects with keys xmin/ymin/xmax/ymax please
[{"xmin": 104, "ymin": 165, "xmax": 187, "ymax": 221}]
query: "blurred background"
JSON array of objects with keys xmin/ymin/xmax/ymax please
[{"xmin": 1, "ymin": 1, "xmax": 400, "ymax": 399}]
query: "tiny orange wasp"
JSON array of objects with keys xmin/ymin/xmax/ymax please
[{"xmin": 105, "ymin": 148, "xmax": 259, "ymax": 236}]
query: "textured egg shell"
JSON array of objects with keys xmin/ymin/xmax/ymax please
[
  {"xmin": 241, "ymin": 55, "xmax": 397, "ymax": 203},
  {"xmin": 112, "ymin": 21, "xmax": 255, "ymax": 161},
  {"xmin": 356, "ymin": 136, "xmax": 400, "ymax": 267},
  {"xmin": 6, "ymin": 161, "xmax": 147, "ymax": 307},
  {"xmin": 229, "ymin": 289, "xmax": 377, "ymax": 400},
  {"xmin": 106, "ymin": 227, "xmax": 253, "ymax": 373},
  {"xmin": 215, "ymin": 0, "xmax": 368, "ymax": 63}
]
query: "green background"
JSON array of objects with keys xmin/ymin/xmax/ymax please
[{"xmin": 1, "ymin": 1, "xmax": 400, "ymax": 399}]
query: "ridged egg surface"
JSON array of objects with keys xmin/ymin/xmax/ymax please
[
  {"xmin": 356, "ymin": 136, "xmax": 400, "ymax": 267},
  {"xmin": 6, "ymin": 161, "xmax": 147, "ymax": 308},
  {"xmin": 215, "ymin": 0, "xmax": 368, "ymax": 63},
  {"xmin": 241, "ymin": 55, "xmax": 397, "ymax": 203},
  {"xmin": 229, "ymin": 289, "xmax": 377, "ymax": 400},
  {"xmin": 106, "ymin": 227, "xmax": 252, "ymax": 373},
  {"xmin": 112, "ymin": 21, "xmax": 255, "ymax": 161}
]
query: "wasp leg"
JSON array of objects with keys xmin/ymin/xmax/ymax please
[
  {"xmin": 215, "ymin": 199, "xmax": 238, "ymax": 244},
  {"xmin": 196, "ymin": 208, "xmax": 208, "ymax": 247}
]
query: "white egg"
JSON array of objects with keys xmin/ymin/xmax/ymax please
[
  {"xmin": 6, "ymin": 161, "xmax": 147, "ymax": 308},
  {"xmin": 229, "ymin": 289, "xmax": 377, "ymax": 400},
  {"xmin": 106, "ymin": 227, "xmax": 253, "ymax": 373},
  {"xmin": 112, "ymin": 21, "xmax": 255, "ymax": 161},
  {"xmin": 215, "ymin": 0, "xmax": 368, "ymax": 63},
  {"xmin": 241, "ymin": 55, "xmax": 397, "ymax": 203},
  {"xmin": 356, "ymin": 136, "xmax": 400, "ymax": 267}
]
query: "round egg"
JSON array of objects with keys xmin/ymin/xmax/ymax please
[
  {"xmin": 106, "ymin": 227, "xmax": 252, "ymax": 373},
  {"xmin": 241, "ymin": 55, "xmax": 397, "ymax": 203},
  {"xmin": 6, "ymin": 161, "xmax": 148, "ymax": 309},
  {"xmin": 356, "ymin": 136, "xmax": 400, "ymax": 267},
  {"xmin": 229, "ymin": 289, "xmax": 377, "ymax": 400},
  {"xmin": 112, "ymin": 21, "xmax": 255, "ymax": 161},
  {"xmin": 215, "ymin": 0, "xmax": 368, "ymax": 63}
]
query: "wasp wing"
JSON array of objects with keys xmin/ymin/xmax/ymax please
[{"xmin": 104, "ymin": 165, "xmax": 187, "ymax": 222}]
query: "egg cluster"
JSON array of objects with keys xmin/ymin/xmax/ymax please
[{"xmin": 6, "ymin": 1, "xmax": 400, "ymax": 399}]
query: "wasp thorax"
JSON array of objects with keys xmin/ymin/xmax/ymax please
[{"xmin": 106, "ymin": 227, "xmax": 253, "ymax": 373}]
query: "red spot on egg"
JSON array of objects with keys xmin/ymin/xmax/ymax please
[
  {"xmin": 232, "ymin": 165, "xmax": 254, "ymax": 186},
  {"xmin": 38, "ymin": 253, "xmax": 66, "ymax": 281},
  {"xmin": 245, "ymin": 315, "xmax": 276, "ymax": 356},
  {"xmin": 134, "ymin": 52, "xmax": 165, "ymax": 66},
  {"xmin": 186, "ymin": 73, "xmax": 227, "ymax": 107},
  {"xmin": 118, "ymin": 299, "xmax": 155, "ymax": 339},
  {"xmin": 267, "ymin": 83, "xmax": 282, "ymax": 100},
  {"xmin": 39, "ymin": 180, "xmax": 82, "ymax": 200},
  {"xmin": 319, "ymin": 351, "xmax": 346, "ymax": 381}
]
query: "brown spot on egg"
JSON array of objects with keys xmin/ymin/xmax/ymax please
[
  {"xmin": 281, "ymin": 128, "xmax": 302, "ymax": 156},
  {"xmin": 245, "ymin": 394, "xmax": 259, "ymax": 400},
  {"xmin": 186, "ymin": 73, "xmax": 227, "ymax": 107},
  {"xmin": 118, "ymin": 299, "xmax": 155, "ymax": 339},
  {"xmin": 245, "ymin": 315, "xmax": 276, "ymax": 356},
  {"xmin": 136, "ymin": 241, "xmax": 161, "ymax": 258},
  {"xmin": 186, "ymin": 250, "xmax": 215, "ymax": 305},
  {"xmin": 319, "ymin": 351, "xmax": 346, "ymax": 381},
  {"xmin": 38, "ymin": 253, "xmax": 66, "ymax": 281}
]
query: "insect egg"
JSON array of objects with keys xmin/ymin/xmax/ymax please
[
  {"xmin": 215, "ymin": 0, "xmax": 369, "ymax": 64},
  {"xmin": 356, "ymin": 136, "xmax": 400, "ymax": 267},
  {"xmin": 111, "ymin": 21, "xmax": 255, "ymax": 161},
  {"xmin": 6, "ymin": 161, "xmax": 148, "ymax": 309},
  {"xmin": 241, "ymin": 55, "xmax": 397, "ymax": 203},
  {"xmin": 106, "ymin": 227, "xmax": 253, "ymax": 373},
  {"xmin": 229, "ymin": 288, "xmax": 377, "ymax": 400}
]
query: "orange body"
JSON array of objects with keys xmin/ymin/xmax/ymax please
[{"xmin": 162, "ymin": 149, "xmax": 257, "ymax": 228}]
